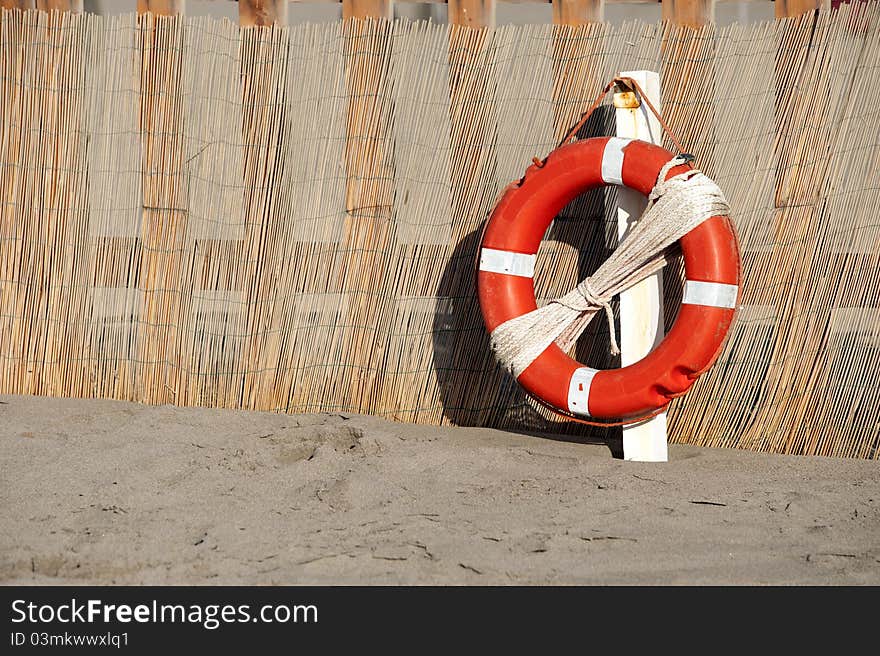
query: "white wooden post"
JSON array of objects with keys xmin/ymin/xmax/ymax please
[{"xmin": 614, "ymin": 70, "xmax": 668, "ymax": 462}]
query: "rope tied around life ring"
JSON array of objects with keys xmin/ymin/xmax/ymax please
[{"xmin": 489, "ymin": 154, "xmax": 731, "ymax": 379}]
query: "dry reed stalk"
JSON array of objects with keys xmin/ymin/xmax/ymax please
[
  {"xmin": 661, "ymin": 0, "xmax": 715, "ymax": 28},
  {"xmin": 659, "ymin": 20, "xmax": 716, "ymax": 175},
  {"xmin": 136, "ymin": 12, "xmax": 188, "ymax": 405},
  {"xmin": 371, "ymin": 21, "xmax": 452, "ymax": 424},
  {"xmin": 187, "ymin": 25, "xmax": 238, "ymax": 409},
  {"xmin": 0, "ymin": 9, "xmax": 29, "ymax": 396},
  {"xmin": 443, "ymin": 21, "xmax": 510, "ymax": 427},
  {"xmin": 338, "ymin": 17, "xmax": 396, "ymax": 413},
  {"xmin": 776, "ymin": 0, "xmax": 827, "ymax": 20},
  {"xmin": 40, "ymin": 10, "xmax": 88, "ymax": 399},
  {"xmin": 0, "ymin": 2, "xmax": 35, "ymax": 11},
  {"xmin": 239, "ymin": 0, "xmax": 288, "ymax": 28},
  {"xmin": 238, "ymin": 23, "xmax": 288, "ymax": 409}
]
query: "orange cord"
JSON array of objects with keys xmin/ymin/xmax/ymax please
[
  {"xmin": 555, "ymin": 76, "xmax": 688, "ymax": 158},
  {"xmin": 477, "ymin": 75, "xmax": 696, "ymax": 429}
]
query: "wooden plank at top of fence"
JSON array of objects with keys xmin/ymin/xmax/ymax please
[
  {"xmin": 137, "ymin": 0, "xmax": 185, "ymax": 16},
  {"xmin": 341, "ymin": 0, "xmax": 393, "ymax": 216},
  {"xmin": 239, "ymin": 0, "xmax": 288, "ymax": 26},
  {"xmin": 36, "ymin": 0, "xmax": 82, "ymax": 11},
  {"xmin": 343, "ymin": 0, "xmax": 393, "ymax": 19},
  {"xmin": 776, "ymin": 0, "xmax": 827, "ymax": 19},
  {"xmin": 552, "ymin": 0, "xmax": 604, "ymax": 25},
  {"xmin": 661, "ymin": 0, "xmax": 715, "ymax": 27},
  {"xmin": 448, "ymin": 0, "xmax": 496, "ymax": 29},
  {"xmin": 0, "ymin": 1, "xmax": 35, "ymax": 9}
]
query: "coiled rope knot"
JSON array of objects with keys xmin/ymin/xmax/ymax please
[{"xmin": 576, "ymin": 278, "xmax": 619, "ymax": 356}]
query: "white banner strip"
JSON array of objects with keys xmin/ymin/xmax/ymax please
[
  {"xmin": 601, "ymin": 137, "xmax": 631, "ymax": 185},
  {"xmin": 567, "ymin": 367, "xmax": 599, "ymax": 417},
  {"xmin": 479, "ymin": 248, "xmax": 536, "ymax": 278},
  {"xmin": 682, "ymin": 280, "xmax": 738, "ymax": 309}
]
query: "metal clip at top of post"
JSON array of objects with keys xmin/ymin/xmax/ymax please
[
  {"xmin": 612, "ymin": 78, "xmax": 641, "ymax": 109},
  {"xmin": 614, "ymin": 77, "xmax": 695, "ymax": 163}
]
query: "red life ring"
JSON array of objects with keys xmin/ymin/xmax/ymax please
[{"xmin": 477, "ymin": 137, "xmax": 741, "ymax": 422}]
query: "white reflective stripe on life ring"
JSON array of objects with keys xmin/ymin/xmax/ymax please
[
  {"xmin": 567, "ymin": 367, "xmax": 599, "ymax": 417},
  {"xmin": 479, "ymin": 248, "xmax": 536, "ymax": 278},
  {"xmin": 682, "ymin": 280, "xmax": 738, "ymax": 309},
  {"xmin": 600, "ymin": 137, "xmax": 631, "ymax": 186}
]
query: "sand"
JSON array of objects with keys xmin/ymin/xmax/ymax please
[{"xmin": 1, "ymin": 393, "xmax": 878, "ymax": 585}]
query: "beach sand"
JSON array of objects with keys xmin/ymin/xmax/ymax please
[{"xmin": 2, "ymin": 394, "xmax": 878, "ymax": 585}]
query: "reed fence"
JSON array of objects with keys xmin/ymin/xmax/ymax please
[{"xmin": 1, "ymin": 3, "xmax": 878, "ymax": 458}]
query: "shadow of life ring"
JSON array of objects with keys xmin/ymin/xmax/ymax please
[{"xmin": 477, "ymin": 137, "xmax": 742, "ymax": 423}]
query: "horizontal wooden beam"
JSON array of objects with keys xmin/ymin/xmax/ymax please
[
  {"xmin": 775, "ymin": 0, "xmax": 826, "ymax": 18},
  {"xmin": 552, "ymin": 0, "xmax": 604, "ymax": 24},
  {"xmin": 342, "ymin": 0, "xmax": 393, "ymax": 19},
  {"xmin": 239, "ymin": 0, "xmax": 287, "ymax": 25},
  {"xmin": 137, "ymin": 0, "xmax": 185, "ymax": 15},
  {"xmin": 449, "ymin": 0, "xmax": 496, "ymax": 27},
  {"xmin": 36, "ymin": 0, "xmax": 83, "ymax": 11}
]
